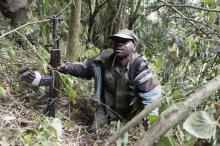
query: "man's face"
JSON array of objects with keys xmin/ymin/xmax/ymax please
[{"xmin": 112, "ymin": 38, "xmax": 135, "ymax": 58}]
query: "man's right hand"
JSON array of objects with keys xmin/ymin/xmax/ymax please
[{"xmin": 57, "ymin": 63, "xmax": 68, "ymax": 73}]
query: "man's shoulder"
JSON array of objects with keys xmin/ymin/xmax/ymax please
[
  {"xmin": 128, "ymin": 53, "xmax": 149, "ymax": 82},
  {"xmin": 130, "ymin": 53, "xmax": 148, "ymax": 71}
]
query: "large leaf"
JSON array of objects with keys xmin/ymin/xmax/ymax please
[
  {"xmin": 183, "ymin": 111, "xmax": 216, "ymax": 139},
  {"xmin": 51, "ymin": 118, "xmax": 62, "ymax": 139},
  {"xmin": 60, "ymin": 74, "xmax": 77, "ymax": 104}
]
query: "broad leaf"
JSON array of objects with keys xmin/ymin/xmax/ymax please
[
  {"xmin": 51, "ymin": 118, "xmax": 62, "ymax": 139},
  {"xmin": 183, "ymin": 111, "xmax": 216, "ymax": 139}
]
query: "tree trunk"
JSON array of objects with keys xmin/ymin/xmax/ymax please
[
  {"xmin": 135, "ymin": 75, "xmax": 220, "ymax": 146},
  {"xmin": 103, "ymin": 0, "xmax": 125, "ymax": 48},
  {"xmin": 87, "ymin": 0, "xmax": 108, "ymax": 43},
  {"xmin": 66, "ymin": 0, "xmax": 81, "ymax": 60},
  {"xmin": 128, "ymin": 0, "xmax": 142, "ymax": 29}
]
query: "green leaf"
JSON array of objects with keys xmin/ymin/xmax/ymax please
[
  {"xmin": 0, "ymin": 86, "xmax": 6, "ymax": 98},
  {"xmin": 68, "ymin": 88, "xmax": 77, "ymax": 104},
  {"xmin": 51, "ymin": 118, "xmax": 62, "ymax": 139},
  {"xmin": 60, "ymin": 74, "xmax": 77, "ymax": 104},
  {"xmin": 183, "ymin": 111, "xmax": 216, "ymax": 139},
  {"xmin": 148, "ymin": 115, "xmax": 159, "ymax": 124},
  {"xmin": 23, "ymin": 133, "xmax": 32, "ymax": 144},
  {"xmin": 202, "ymin": 0, "xmax": 215, "ymax": 6},
  {"xmin": 155, "ymin": 136, "xmax": 174, "ymax": 146},
  {"xmin": 6, "ymin": 47, "xmax": 15, "ymax": 58}
]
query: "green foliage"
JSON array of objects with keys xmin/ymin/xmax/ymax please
[
  {"xmin": 60, "ymin": 74, "xmax": 77, "ymax": 104},
  {"xmin": 148, "ymin": 115, "xmax": 159, "ymax": 124},
  {"xmin": 22, "ymin": 117, "xmax": 63, "ymax": 146},
  {"xmin": 155, "ymin": 136, "xmax": 175, "ymax": 146},
  {"xmin": 110, "ymin": 121, "xmax": 129, "ymax": 146}
]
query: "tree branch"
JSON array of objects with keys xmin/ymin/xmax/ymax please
[
  {"xmin": 171, "ymin": 16, "xmax": 220, "ymax": 36},
  {"xmin": 146, "ymin": 1, "xmax": 220, "ymax": 13},
  {"xmin": 160, "ymin": 0, "xmax": 208, "ymax": 36},
  {"xmin": 135, "ymin": 75, "xmax": 220, "ymax": 146},
  {"xmin": 159, "ymin": 2, "xmax": 220, "ymax": 13}
]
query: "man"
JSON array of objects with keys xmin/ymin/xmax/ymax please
[{"xmin": 20, "ymin": 29, "xmax": 161, "ymax": 129}]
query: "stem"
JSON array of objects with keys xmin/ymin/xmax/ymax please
[{"xmin": 0, "ymin": 19, "xmax": 49, "ymax": 39}]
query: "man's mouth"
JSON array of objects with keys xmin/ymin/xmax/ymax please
[{"xmin": 115, "ymin": 49, "xmax": 123, "ymax": 53}]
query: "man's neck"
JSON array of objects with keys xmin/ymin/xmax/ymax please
[{"xmin": 115, "ymin": 54, "xmax": 132, "ymax": 68}]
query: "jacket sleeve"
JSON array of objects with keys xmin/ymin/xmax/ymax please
[
  {"xmin": 132, "ymin": 58, "xmax": 162, "ymax": 115},
  {"xmin": 65, "ymin": 56, "xmax": 96, "ymax": 80}
]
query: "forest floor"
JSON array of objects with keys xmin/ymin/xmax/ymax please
[
  {"xmin": 0, "ymin": 85, "xmax": 144, "ymax": 146},
  {"xmin": 0, "ymin": 33, "xmax": 145, "ymax": 146}
]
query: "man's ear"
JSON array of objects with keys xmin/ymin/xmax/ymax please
[{"xmin": 133, "ymin": 44, "xmax": 137, "ymax": 51}]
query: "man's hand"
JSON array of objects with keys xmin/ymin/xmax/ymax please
[{"xmin": 57, "ymin": 63, "xmax": 68, "ymax": 73}]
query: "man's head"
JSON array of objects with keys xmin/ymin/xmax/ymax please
[{"xmin": 108, "ymin": 29, "xmax": 139, "ymax": 59}]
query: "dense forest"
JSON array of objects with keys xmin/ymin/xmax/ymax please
[{"xmin": 0, "ymin": 0, "xmax": 220, "ymax": 145}]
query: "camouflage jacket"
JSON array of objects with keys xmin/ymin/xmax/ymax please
[{"xmin": 65, "ymin": 49, "xmax": 161, "ymax": 120}]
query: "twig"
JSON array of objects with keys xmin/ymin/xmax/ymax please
[
  {"xmin": 76, "ymin": 126, "xmax": 82, "ymax": 145},
  {"xmin": 170, "ymin": 16, "xmax": 220, "ymax": 36},
  {"xmin": 146, "ymin": 1, "xmax": 220, "ymax": 13},
  {"xmin": 15, "ymin": 31, "xmax": 46, "ymax": 64},
  {"xmin": 0, "ymin": 19, "xmax": 50, "ymax": 39},
  {"xmin": 55, "ymin": 0, "xmax": 73, "ymax": 16},
  {"xmin": 160, "ymin": 0, "xmax": 208, "ymax": 36},
  {"xmin": 170, "ymin": 16, "xmax": 211, "ymax": 28},
  {"xmin": 158, "ymin": 2, "xmax": 220, "ymax": 13}
]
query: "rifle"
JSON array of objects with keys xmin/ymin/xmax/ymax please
[{"xmin": 45, "ymin": 16, "xmax": 63, "ymax": 117}]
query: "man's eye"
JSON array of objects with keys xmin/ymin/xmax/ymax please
[{"xmin": 115, "ymin": 40, "xmax": 128, "ymax": 43}]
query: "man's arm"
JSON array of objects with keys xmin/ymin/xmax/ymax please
[
  {"xmin": 20, "ymin": 68, "xmax": 52, "ymax": 86},
  {"xmin": 132, "ymin": 58, "xmax": 162, "ymax": 115},
  {"xmin": 20, "ymin": 57, "xmax": 96, "ymax": 85},
  {"xmin": 58, "ymin": 56, "xmax": 96, "ymax": 79}
]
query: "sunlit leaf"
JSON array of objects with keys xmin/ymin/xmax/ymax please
[
  {"xmin": 0, "ymin": 86, "xmax": 6, "ymax": 98},
  {"xmin": 51, "ymin": 118, "xmax": 62, "ymax": 139},
  {"xmin": 183, "ymin": 111, "xmax": 216, "ymax": 139},
  {"xmin": 23, "ymin": 133, "xmax": 32, "ymax": 144},
  {"xmin": 6, "ymin": 47, "xmax": 15, "ymax": 58},
  {"xmin": 202, "ymin": 0, "xmax": 215, "ymax": 6},
  {"xmin": 68, "ymin": 87, "xmax": 77, "ymax": 104},
  {"xmin": 148, "ymin": 115, "xmax": 159, "ymax": 124},
  {"xmin": 2, "ymin": 116, "xmax": 16, "ymax": 122},
  {"xmin": 60, "ymin": 74, "xmax": 77, "ymax": 104}
]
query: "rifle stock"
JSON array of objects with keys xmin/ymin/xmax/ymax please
[{"xmin": 45, "ymin": 16, "xmax": 62, "ymax": 117}]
